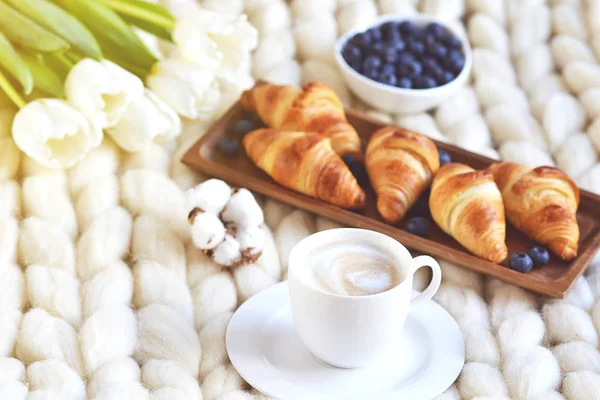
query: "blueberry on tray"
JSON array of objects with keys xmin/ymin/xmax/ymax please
[
  {"xmin": 529, "ymin": 246, "xmax": 550, "ymax": 267},
  {"xmin": 404, "ymin": 216, "xmax": 431, "ymax": 237},
  {"xmin": 509, "ymin": 253, "xmax": 534, "ymax": 273},
  {"xmin": 341, "ymin": 20, "xmax": 464, "ymax": 90}
]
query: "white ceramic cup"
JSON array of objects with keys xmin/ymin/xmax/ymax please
[{"xmin": 288, "ymin": 228, "xmax": 442, "ymax": 369}]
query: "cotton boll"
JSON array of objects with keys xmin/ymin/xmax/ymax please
[
  {"xmin": 22, "ymin": 175, "xmax": 77, "ymax": 238},
  {"xmin": 191, "ymin": 272, "xmax": 237, "ymax": 330},
  {"xmin": 552, "ymin": 4, "xmax": 587, "ymax": 39},
  {"xmin": 79, "ymin": 306, "xmax": 137, "ymax": 374},
  {"xmin": 142, "ymin": 360, "xmax": 202, "ymax": 400},
  {"xmin": 199, "ymin": 312, "xmax": 232, "ymax": 378},
  {"xmin": 189, "ymin": 211, "xmax": 227, "ymax": 253},
  {"xmin": 468, "ymin": 14, "xmax": 508, "ymax": 56},
  {"xmin": 564, "ymin": 61, "xmax": 600, "ymax": 94},
  {"xmin": 252, "ymin": 31, "xmax": 296, "ymax": 77},
  {"xmin": 212, "ymin": 234, "xmax": 242, "ymax": 266},
  {"xmin": 0, "ymin": 381, "xmax": 28, "ymax": 400},
  {"xmin": 577, "ymin": 163, "xmax": 600, "ymax": 195},
  {"xmin": 497, "ymin": 311, "xmax": 545, "ymax": 354},
  {"xmin": 510, "ymin": 5, "xmax": 551, "ymax": 56},
  {"xmin": 15, "ymin": 308, "xmax": 83, "ymax": 375},
  {"xmin": 203, "ymin": 365, "xmax": 244, "ymax": 400},
  {"xmin": 562, "ymin": 371, "xmax": 600, "ymax": 400},
  {"xmin": 222, "ymin": 189, "xmax": 264, "ymax": 228},
  {"xmin": 259, "ymin": 59, "xmax": 302, "ymax": 87},
  {"xmin": 433, "ymin": 285, "xmax": 490, "ymax": 329},
  {"xmin": 185, "ymin": 179, "xmax": 232, "ymax": 215},
  {"xmin": 19, "ymin": 217, "xmax": 75, "ymax": 273},
  {"xmin": 553, "ymin": 341, "xmax": 600, "ymax": 374},
  {"xmin": 462, "ymin": 325, "xmax": 499, "ymax": 366},
  {"xmin": 467, "ymin": 0, "xmax": 505, "ymax": 25},
  {"xmin": 301, "ymin": 61, "xmax": 351, "ymax": 106},
  {"xmin": 337, "ymin": 0, "xmax": 378, "ymax": 35},
  {"xmin": 133, "ymin": 261, "xmax": 193, "ymax": 322},
  {"xmin": 543, "ymin": 303, "xmax": 598, "ymax": 346},
  {"xmin": 439, "ymin": 260, "xmax": 484, "ymax": 296},
  {"xmin": 75, "ymin": 175, "xmax": 119, "ymax": 231},
  {"xmin": 0, "ymin": 311, "xmax": 21, "ymax": 357},
  {"xmin": 263, "ymin": 200, "xmax": 293, "ymax": 231},
  {"xmin": 551, "ymin": 36, "xmax": 595, "ymax": 70},
  {"xmin": 27, "ymin": 360, "xmax": 85, "ymax": 399},
  {"xmin": 120, "ymin": 169, "xmax": 188, "ymax": 241},
  {"xmin": 435, "ymin": 87, "xmax": 480, "ymax": 132},
  {"xmin": 446, "ymin": 114, "xmax": 492, "ymax": 151},
  {"xmin": 458, "ymin": 362, "xmax": 508, "ymax": 398},
  {"xmin": 121, "ymin": 144, "xmax": 170, "ymax": 175},
  {"xmin": 0, "ymin": 217, "xmax": 17, "ymax": 264},
  {"xmin": 88, "ymin": 357, "xmax": 141, "ymax": 397},
  {"xmin": 489, "ymin": 285, "xmax": 538, "ymax": 330},
  {"xmin": 503, "ymin": 346, "xmax": 561, "ymax": 400},
  {"xmin": 294, "ymin": 16, "xmax": 337, "ymax": 61},
  {"xmin": 26, "ymin": 266, "xmax": 81, "ymax": 327},
  {"xmin": 517, "ymin": 44, "xmax": 553, "ymax": 91},
  {"xmin": 554, "ymin": 133, "xmax": 597, "ymax": 179},
  {"xmin": 0, "ymin": 138, "xmax": 20, "ymax": 180},
  {"xmin": 133, "ymin": 216, "xmax": 186, "ymax": 276},
  {"xmin": 236, "ymin": 226, "xmax": 264, "ymax": 255},
  {"xmin": 76, "ymin": 207, "xmax": 132, "ymax": 281},
  {"xmin": 248, "ymin": 1, "xmax": 290, "ymax": 36},
  {"xmin": 487, "ymin": 106, "xmax": 548, "ymax": 150},
  {"xmin": 543, "ymin": 93, "xmax": 586, "ymax": 151},
  {"xmin": 0, "ymin": 180, "xmax": 21, "ymax": 219},
  {"xmin": 0, "ymin": 357, "xmax": 25, "ymax": 381},
  {"xmin": 81, "ymin": 263, "xmax": 133, "ymax": 319},
  {"xmin": 275, "ymin": 210, "xmax": 316, "ymax": 271},
  {"xmin": 395, "ymin": 113, "xmax": 447, "ymax": 141},
  {"xmin": 136, "ymin": 304, "xmax": 201, "ymax": 377},
  {"xmin": 420, "ymin": 0, "xmax": 464, "ymax": 20},
  {"xmin": 475, "ymin": 79, "xmax": 529, "ymax": 110}
]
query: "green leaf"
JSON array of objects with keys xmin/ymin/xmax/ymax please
[
  {"xmin": 52, "ymin": 0, "xmax": 158, "ymax": 70},
  {"xmin": 43, "ymin": 53, "xmax": 74, "ymax": 81},
  {"xmin": 0, "ymin": 2, "xmax": 70, "ymax": 53},
  {"xmin": 5, "ymin": 0, "xmax": 103, "ymax": 60},
  {"xmin": 94, "ymin": 0, "xmax": 175, "ymax": 40},
  {"xmin": 0, "ymin": 67, "xmax": 26, "ymax": 109},
  {"xmin": 0, "ymin": 32, "xmax": 33, "ymax": 95},
  {"xmin": 19, "ymin": 52, "xmax": 64, "ymax": 98}
]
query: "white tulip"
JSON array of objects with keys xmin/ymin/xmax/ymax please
[
  {"xmin": 147, "ymin": 57, "xmax": 221, "ymax": 120},
  {"xmin": 12, "ymin": 99, "xmax": 102, "ymax": 169},
  {"xmin": 107, "ymin": 89, "xmax": 181, "ymax": 152},
  {"xmin": 173, "ymin": 8, "xmax": 258, "ymax": 82},
  {"xmin": 64, "ymin": 59, "xmax": 144, "ymax": 129}
]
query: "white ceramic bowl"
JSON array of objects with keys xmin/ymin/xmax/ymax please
[{"xmin": 335, "ymin": 14, "xmax": 473, "ymax": 114}]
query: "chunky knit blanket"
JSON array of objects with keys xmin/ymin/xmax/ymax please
[{"xmin": 3, "ymin": 0, "xmax": 600, "ymax": 399}]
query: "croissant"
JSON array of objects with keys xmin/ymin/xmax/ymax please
[
  {"xmin": 487, "ymin": 162, "xmax": 580, "ymax": 260},
  {"xmin": 366, "ymin": 127, "xmax": 440, "ymax": 223},
  {"xmin": 241, "ymin": 81, "xmax": 363, "ymax": 161},
  {"xmin": 430, "ymin": 163, "xmax": 508, "ymax": 263},
  {"xmin": 243, "ymin": 128, "xmax": 366, "ymax": 210}
]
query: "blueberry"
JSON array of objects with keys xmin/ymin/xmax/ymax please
[
  {"xmin": 413, "ymin": 75, "xmax": 438, "ymax": 89},
  {"xmin": 405, "ymin": 216, "xmax": 431, "ymax": 237},
  {"xmin": 439, "ymin": 71, "xmax": 455, "ymax": 85},
  {"xmin": 424, "ymin": 33, "xmax": 437, "ymax": 46},
  {"xmin": 371, "ymin": 42, "xmax": 387, "ymax": 56},
  {"xmin": 381, "ymin": 63, "xmax": 396, "ymax": 76},
  {"xmin": 390, "ymin": 38, "xmax": 406, "ymax": 52},
  {"xmin": 438, "ymin": 150, "xmax": 452, "ymax": 165},
  {"xmin": 232, "ymin": 119, "xmax": 255, "ymax": 139},
  {"xmin": 397, "ymin": 77, "xmax": 412, "ymax": 89},
  {"xmin": 363, "ymin": 55, "xmax": 382, "ymax": 71},
  {"xmin": 529, "ymin": 246, "xmax": 550, "ymax": 267},
  {"xmin": 407, "ymin": 39, "xmax": 425, "ymax": 55},
  {"xmin": 343, "ymin": 155, "xmax": 369, "ymax": 186},
  {"xmin": 426, "ymin": 22, "xmax": 447, "ymax": 39},
  {"xmin": 444, "ymin": 50, "xmax": 465, "ymax": 74},
  {"xmin": 218, "ymin": 138, "xmax": 240, "ymax": 156},
  {"xmin": 364, "ymin": 68, "xmax": 379, "ymax": 81},
  {"xmin": 350, "ymin": 32, "xmax": 371, "ymax": 48},
  {"xmin": 367, "ymin": 27, "xmax": 383, "ymax": 43},
  {"xmin": 382, "ymin": 47, "xmax": 398, "ymax": 63},
  {"xmin": 349, "ymin": 59, "xmax": 362, "ymax": 72},
  {"xmin": 399, "ymin": 21, "xmax": 420, "ymax": 35},
  {"xmin": 379, "ymin": 71, "xmax": 397, "ymax": 86},
  {"xmin": 396, "ymin": 52, "xmax": 414, "ymax": 65},
  {"xmin": 422, "ymin": 56, "xmax": 444, "ymax": 80},
  {"xmin": 398, "ymin": 60, "xmax": 422, "ymax": 78},
  {"xmin": 427, "ymin": 42, "xmax": 448, "ymax": 60},
  {"xmin": 441, "ymin": 33, "xmax": 462, "ymax": 49},
  {"xmin": 381, "ymin": 21, "xmax": 400, "ymax": 41},
  {"xmin": 509, "ymin": 252, "xmax": 534, "ymax": 273},
  {"xmin": 342, "ymin": 45, "xmax": 362, "ymax": 63}
]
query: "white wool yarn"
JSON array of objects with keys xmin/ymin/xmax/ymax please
[
  {"xmin": 203, "ymin": 365, "xmax": 245, "ymax": 400},
  {"xmin": 510, "ymin": 4, "xmax": 551, "ymax": 56},
  {"xmin": 472, "ymin": 48, "xmax": 517, "ymax": 84},
  {"xmin": 19, "ymin": 217, "xmax": 75, "ymax": 273},
  {"xmin": 468, "ymin": 13, "xmax": 509, "ymax": 57},
  {"xmin": 503, "ymin": 346, "xmax": 561, "ymax": 399},
  {"xmin": 132, "ymin": 216, "xmax": 186, "ymax": 277},
  {"xmin": 486, "ymin": 106, "xmax": 548, "ymax": 150},
  {"xmin": 395, "ymin": 113, "xmax": 447, "ymax": 141},
  {"xmin": 542, "ymin": 92, "xmax": 586, "ymax": 152},
  {"xmin": 275, "ymin": 210, "xmax": 316, "ymax": 272},
  {"xmin": 529, "ymin": 74, "xmax": 568, "ymax": 119},
  {"xmin": 0, "ymin": 217, "xmax": 18, "ymax": 264},
  {"xmin": 75, "ymin": 175, "xmax": 119, "ymax": 231},
  {"xmin": 0, "ymin": 180, "xmax": 20, "ymax": 219},
  {"xmin": 499, "ymin": 141, "xmax": 555, "ymax": 168},
  {"xmin": 474, "ymin": 78, "xmax": 529, "ymax": 111},
  {"xmin": 122, "ymin": 143, "xmax": 170, "ymax": 175},
  {"xmin": 293, "ymin": 16, "xmax": 337, "ymax": 61},
  {"xmin": 301, "ymin": 61, "xmax": 351, "ymax": 105},
  {"xmin": 564, "ymin": 61, "xmax": 600, "ymax": 94},
  {"xmin": 551, "ymin": 36, "xmax": 595, "ymax": 70},
  {"xmin": 142, "ymin": 360, "xmax": 203, "ymax": 400},
  {"xmin": 552, "ymin": 3, "xmax": 587, "ymax": 40},
  {"xmin": 199, "ymin": 312, "xmax": 233, "ymax": 378},
  {"xmin": 446, "ymin": 114, "xmax": 493, "ymax": 151},
  {"xmin": 248, "ymin": 0, "xmax": 290, "ymax": 36},
  {"xmin": 435, "ymin": 87, "xmax": 480, "ymax": 132},
  {"xmin": 0, "ymin": 138, "xmax": 20, "ymax": 181},
  {"xmin": 420, "ymin": 0, "xmax": 465, "ymax": 21},
  {"xmin": 336, "ymin": 0, "xmax": 378, "ymax": 35},
  {"xmin": 516, "ymin": 44, "xmax": 554, "ymax": 91}
]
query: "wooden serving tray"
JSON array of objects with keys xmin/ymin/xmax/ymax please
[{"xmin": 182, "ymin": 100, "xmax": 600, "ymax": 299}]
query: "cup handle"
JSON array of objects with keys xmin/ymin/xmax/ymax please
[{"xmin": 410, "ymin": 255, "xmax": 442, "ymax": 303}]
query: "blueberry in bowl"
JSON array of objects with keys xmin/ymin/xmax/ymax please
[{"xmin": 335, "ymin": 14, "xmax": 472, "ymax": 114}]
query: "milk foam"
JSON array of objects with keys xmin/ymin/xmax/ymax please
[{"xmin": 305, "ymin": 242, "xmax": 402, "ymax": 296}]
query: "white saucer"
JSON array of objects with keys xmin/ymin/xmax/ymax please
[{"xmin": 226, "ymin": 282, "xmax": 464, "ymax": 400}]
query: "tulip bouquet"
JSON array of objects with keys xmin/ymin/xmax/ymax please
[{"xmin": 0, "ymin": 0, "xmax": 258, "ymax": 168}]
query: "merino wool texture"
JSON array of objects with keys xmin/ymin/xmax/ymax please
[{"xmin": 3, "ymin": 0, "xmax": 600, "ymax": 398}]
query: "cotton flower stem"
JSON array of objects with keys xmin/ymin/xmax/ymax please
[
  {"xmin": 0, "ymin": 68, "xmax": 26, "ymax": 109},
  {"xmin": 93, "ymin": 0, "xmax": 176, "ymax": 31}
]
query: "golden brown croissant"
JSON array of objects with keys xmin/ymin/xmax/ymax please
[
  {"xmin": 430, "ymin": 163, "xmax": 508, "ymax": 263},
  {"xmin": 243, "ymin": 128, "xmax": 366, "ymax": 210},
  {"xmin": 366, "ymin": 127, "xmax": 440, "ymax": 223},
  {"xmin": 241, "ymin": 81, "xmax": 363, "ymax": 161},
  {"xmin": 487, "ymin": 162, "xmax": 580, "ymax": 260}
]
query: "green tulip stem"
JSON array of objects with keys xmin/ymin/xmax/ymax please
[
  {"xmin": 0, "ymin": 69, "xmax": 26, "ymax": 108},
  {"xmin": 93, "ymin": 0, "xmax": 175, "ymax": 31}
]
